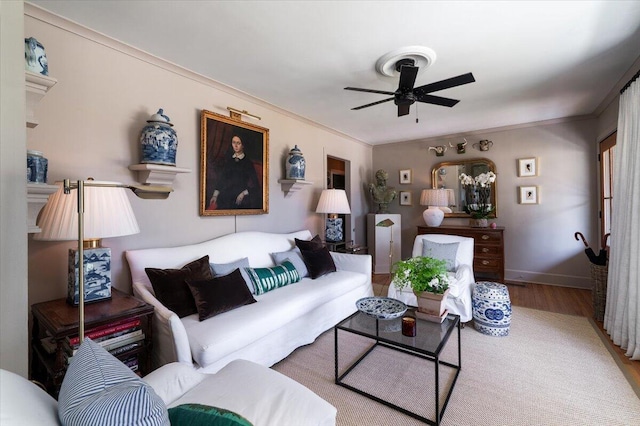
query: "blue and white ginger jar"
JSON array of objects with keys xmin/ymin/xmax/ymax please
[
  {"xmin": 285, "ymin": 145, "xmax": 305, "ymax": 180},
  {"xmin": 25, "ymin": 37, "xmax": 48, "ymax": 75},
  {"xmin": 140, "ymin": 108, "xmax": 178, "ymax": 166}
]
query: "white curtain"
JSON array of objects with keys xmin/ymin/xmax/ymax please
[{"xmin": 604, "ymin": 73, "xmax": 640, "ymax": 360}]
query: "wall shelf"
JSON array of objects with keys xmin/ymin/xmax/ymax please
[
  {"xmin": 129, "ymin": 164, "xmax": 191, "ymax": 186},
  {"xmin": 27, "ymin": 183, "xmax": 58, "ymax": 234},
  {"xmin": 278, "ymin": 179, "xmax": 312, "ymax": 196},
  {"xmin": 26, "ymin": 71, "xmax": 57, "ymax": 128}
]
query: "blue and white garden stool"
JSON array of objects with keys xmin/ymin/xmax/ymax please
[{"xmin": 472, "ymin": 281, "xmax": 512, "ymax": 336}]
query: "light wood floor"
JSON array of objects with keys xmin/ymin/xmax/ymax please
[{"xmin": 372, "ymin": 274, "xmax": 640, "ymax": 391}]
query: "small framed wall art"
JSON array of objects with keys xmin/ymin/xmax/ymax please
[
  {"xmin": 517, "ymin": 157, "xmax": 538, "ymax": 177},
  {"xmin": 519, "ymin": 186, "xmax": 539, "ymax": 204},
  {"xmin": 399, "ymin": 169, "xmax": 412, "ymax": 184},
  {"xmin": 399, "ymin": 191, "xmax": 412, "ymax": 206}
]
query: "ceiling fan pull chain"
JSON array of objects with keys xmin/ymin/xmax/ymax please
[{"xmin": 415, "ymin": 103, "xmax": 419, "ymax": 123}]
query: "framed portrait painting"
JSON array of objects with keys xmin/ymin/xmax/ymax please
[{"xmin": 200, "ymin": 110, "xmax": 269, "ymax": 216}]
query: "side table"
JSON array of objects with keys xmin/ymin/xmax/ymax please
[{"xmin": 30, "ymin": 288, "xmax": 154, "ymax": 398}]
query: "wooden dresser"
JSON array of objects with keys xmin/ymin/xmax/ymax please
[{"xmin": 417, "ymin": 225, "xmax": 505, "ymax": 282}]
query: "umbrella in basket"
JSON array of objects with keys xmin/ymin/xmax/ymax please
[
  {"xmin": 596, "ymin": 233, "xmax": 610, "ymax": 266},
  {"xmin": 574, "ymin": 232, "xmax": 600, "ymax": 264}
]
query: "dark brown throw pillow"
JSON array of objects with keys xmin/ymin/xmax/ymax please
[
  {"xmin": 294, "ymin": 234, "xmax": 324, "ymax": 251},
  {"xmin": 187, "ymin": 268, "xmax": 257, "ymax": 321},
  {"xmin": 145, "ymin": 255, "xmax": 212, "ymax": 318},
  {"xmin": 299, "ymin": 246, "xmax": 337, "ymax": 279}
]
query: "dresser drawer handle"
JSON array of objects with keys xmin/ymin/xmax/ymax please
[
  {"xmin": 482, "ymin": 248, "xmax": 490, "ymax": 253},
  {"xmin": 481, "ymin": 235, "xmax": 490, "ymax": 240},
  {"xmin": 482, "ymin": 260, "xmax": 490, "ymax": 265}
]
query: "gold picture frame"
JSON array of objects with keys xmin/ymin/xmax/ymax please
[
  {"xmin": 200, "ymin": 110, "xmax": 269, "ymax": 216},
  {"xmin": 517, "ymin": 157, "xmax": 538, "ymax": 177},
  {"xmin": 519, "ymin": 185, "xmax": 539, "ymax": 204},
  {"xmin": 400, "ymin": 169, "xmax": 412, "ymax": 184},
  {"xmin": 399, "ymin": 191, "xmax": 412, "ymax": 205}
]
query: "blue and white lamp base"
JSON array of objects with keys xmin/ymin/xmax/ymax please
[
  {"xmin": 325, "ymin": 218, "xmax": 343, "ymax": 242},
  {"xmin": 67, "ymin": 247, "xmax": 112, "ymax": 305}
]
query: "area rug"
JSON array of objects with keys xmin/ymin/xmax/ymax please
[{"xmin": 272, "ymin": 307, "xmax": 640, "ymax": 425}]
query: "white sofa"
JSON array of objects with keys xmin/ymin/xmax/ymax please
[
  {"xmin": 1, "ymin": 360, "xmax": 337, "ymax": 426},
  {"xmin": 387, "ymin": 234, "xmax": 475, "ymax": 322},
  {"xmin": 126, "ymin": 229, "xmax": 373, "ymax": 373}
]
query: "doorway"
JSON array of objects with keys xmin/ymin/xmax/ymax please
[{"xmin": 327, "ymin": 156, "xmax": 351, "ymax": 244}]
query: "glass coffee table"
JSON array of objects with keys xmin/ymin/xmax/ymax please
[{"xmin": 334, "ymin": 308, "xmax": 461, "ymax": 425}]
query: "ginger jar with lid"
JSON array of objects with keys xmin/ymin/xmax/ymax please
[
  {"xmin": 140, "ymin": 108, "xmax": 178, "ymax": 166},
  {"xmin": 285, "ymin": 145, "xmax": 305, "ymax": 180}
]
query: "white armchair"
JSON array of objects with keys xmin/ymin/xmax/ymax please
[{"xmin": 387, "ymin": 234, "xmax": 475, "ymax": 322}]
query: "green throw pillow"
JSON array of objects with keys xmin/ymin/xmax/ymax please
[
  {"xmin": 168, "ymin": 403, "xmax": 253, "ymax": 426},
  {"xmin": 245, "ymin": 260, "xmax": 300, "ymax": 295}
]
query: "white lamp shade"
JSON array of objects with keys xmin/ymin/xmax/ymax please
[
  {"xmin": 316, "ymin": 189, "xmax": 351, "ymax": 214},
  {"xmin": 34, "ymin": 181, "xmax": 140, "ymax": 241},
  {"xmin": 420, "ymin": 189, "xmax": 449, "ymax": 207}
]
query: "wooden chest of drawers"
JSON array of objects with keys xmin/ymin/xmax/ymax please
[{"xmin": 417, "ymin": 225, "xmax": 505, "ymax": 282}]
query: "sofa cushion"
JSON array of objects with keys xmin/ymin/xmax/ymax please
[
  {"xmin": 294, "ymin": 234, "xmax": 323, "ymax": 251},
  {"xmin": 0, "ymin": 369, "xmax": 60, "ymax": 425},
  {"xmin": 58, "ymin": 338, "xmax": 169, "ymax": 426},
  {"xmin": 145, "ymin": 255, "xmax": 212, "ymax": 318},
  {"xmin": 187, "ymin": 269, "xmax": 257, "ymax": 321},
  {"xmin": 270, "ymin": 248, "xmax": 309, "ymax": 278},
  {"xmin": 299, "ymin": 246, "xmax": 337, "ymax": 279},
  {"xmin": 168, "ymin": 404, "xmax": 252, "ymax": 426},
  {"xmin": 210, "ymin": 257, "xmax": 255, "ymax": 294},
  {"xmin": 245, "ymin": 261, "xmax": 300, "ymax": 295},
  {"xmin": 421, "ymin": 240, "xmax": 459, "ymax": 272}
]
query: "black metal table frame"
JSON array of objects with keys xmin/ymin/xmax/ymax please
[{"xmin": 334, "ymin": 313, "xmax": 461, "ymax": 425}]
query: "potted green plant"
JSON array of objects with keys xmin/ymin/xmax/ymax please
[{"xmin": 393, "ymin": 256, "xmax": 450, "ymax": 316}]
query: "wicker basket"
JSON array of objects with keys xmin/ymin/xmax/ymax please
[{"xmin": 589, "ymin": 263, "xmax": 608, "ymax": 322}]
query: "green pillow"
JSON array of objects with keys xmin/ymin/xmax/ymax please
[
  {"xmin": 168, "ymin": 403, "xmax": 253, "ymax": 426},
  {"xmin": 245, "ymin": 260, "xmax": 300, "ymax": 295}
]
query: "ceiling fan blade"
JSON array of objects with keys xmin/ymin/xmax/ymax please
[
  {"xmin": 344, "ymin": 87, "xmax": 396, "ymax": 96},
  {"xmin": 413, "ymin": 72, "xmax": 476, "ymax": 96},
  {"xmin": 397, "ymin": 104, "xmax": 411, "ymax": 116},
  {"xmin": 416, "ymin": 94, "xmax": 460, "ymax": 107},
  {"xmin": 351, "ymin": 97, "xmax": 395, "ymax": 110},
  {"xmin": 398, "ymin": 65, "xmax": 418, "ymax": 92}
]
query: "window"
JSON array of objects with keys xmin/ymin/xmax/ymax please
[{"xmin": 599, "ymin": 132, "xmax": 616, "ymax": 243}]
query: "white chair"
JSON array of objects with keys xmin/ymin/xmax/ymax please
[{"xmin": 387, "ymin": 234, "xmax": 475, "ymax": 322}]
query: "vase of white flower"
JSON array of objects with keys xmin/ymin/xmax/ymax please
[{"xmin": 459, "ymin": 171, "xmax": 496, "ymax": 226}]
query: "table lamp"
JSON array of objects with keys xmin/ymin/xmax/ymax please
[
  {"xmin": 315, "ymin": 189, "xmax": 351, "ymax": 242},
  {"xmin": 420, "ymin": 189, "xmax": 449, "ymax": 227},
  {"xmin": 35, "ymin": 179, "xmax": 172, "ymax": 343}
]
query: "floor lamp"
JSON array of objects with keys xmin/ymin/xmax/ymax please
[
  {"xmin": 36, "ymin": 179, "xmax": 172, "ymax": 344},
  {"xmin": 375, "ymin": 218, "xmax": 395, "ymax": 277}
]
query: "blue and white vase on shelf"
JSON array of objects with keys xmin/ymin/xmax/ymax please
[
  {"xmin": 285, "ymin": 145, "xmax": 305, "ymax": 180},
  {"xmin": 139, "ymin": 108, "xmax": 178, "ymax": 166},
  {"xmin": 25, "ymin": 37, "xmax": 48, "ymax": 76}
]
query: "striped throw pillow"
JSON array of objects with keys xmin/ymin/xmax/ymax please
[
  {"xmin": 245, "ymin": 260, "xmax": 300, "ymax": 295},
  {"xmin": 58, "ymin": 338, "xmax": 169, "ymax": 426}
]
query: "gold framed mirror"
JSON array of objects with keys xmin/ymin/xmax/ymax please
[{"xmin": 431, "ymin": 158, "xmax": 497, "ymax": 218}]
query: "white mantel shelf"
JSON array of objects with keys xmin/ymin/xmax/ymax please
[
  {"xmin": 27, "ymin": 183, "xmax": 58, "ymax": 234},
  {"xmin": 129, "ymin": 164, "xmax": 191, "ymax": 186},
  {"xmin": 278, "ymin": 179, "xmax": 313, "ymax": 197},
  {"xmin": 25, "ymin": 71, "xmax": 57, "ymax": 128}
]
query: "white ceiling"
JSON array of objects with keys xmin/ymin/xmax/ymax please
[{"xmin": 29, "ymin": 1, "xmax": 640, "ymax": 145}]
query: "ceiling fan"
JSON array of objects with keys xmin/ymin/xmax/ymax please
[{"xmin": 344, "ymin": 59, "xmax": 475, "ymax": 117}]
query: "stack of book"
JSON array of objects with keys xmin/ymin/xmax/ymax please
[{"xmin": 65, "ymin": 318, "xmax": 144, "ymax": 371}]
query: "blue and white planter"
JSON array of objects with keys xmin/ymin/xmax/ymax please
[
  {"xmin": 472, "ymin": 281, "xmax": 512, "ymax": 336},
  {"xmin": 140, "ymin": 108, "xmax": 178, "ymax": 166}
]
